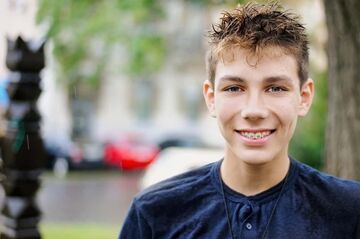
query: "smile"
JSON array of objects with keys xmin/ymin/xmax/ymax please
[{"xmin": 235, "ymin": 129, "xmax": 276, "ymax": 140}]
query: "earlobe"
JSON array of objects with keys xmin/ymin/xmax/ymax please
[
  {"xmin": 298, "ymin": 78, "xmax": 314, "ymax": 116},
  {"xmin": 203, "ymin": 80, "xmax": 216, "ymax": 117}
]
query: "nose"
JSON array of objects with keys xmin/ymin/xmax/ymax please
[{"xmin": 240, "ymin": 92, "xmax": 268, "ymax": 120}]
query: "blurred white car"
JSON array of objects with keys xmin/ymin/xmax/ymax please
[{"xmin": 140, "ymin": 147, "xmax": 223, "ymax": 189}]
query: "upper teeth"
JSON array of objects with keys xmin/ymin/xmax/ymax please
[{"xmin": 240, "ymin": 131, "xmax": 271, "ymax": 139}]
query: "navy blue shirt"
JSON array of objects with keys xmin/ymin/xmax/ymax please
[{"xmin": 119, "ymin": 159, "xmax": 360, "ymax": 238}]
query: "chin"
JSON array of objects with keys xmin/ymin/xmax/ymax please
[
  {"xmin": 232, "ymin": 150, "xmax": 280, "ymax": 166},
  {"xmin": 240, "ymin": 156, "xmax": 273, "ymax": 165}
]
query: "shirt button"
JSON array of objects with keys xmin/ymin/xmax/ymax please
[{"xmin": 246, "ymin": 223, "xmax": 252, "ymax": 230}]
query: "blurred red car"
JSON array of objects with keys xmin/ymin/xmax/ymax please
[{"xmin": 104, "ymin": 134, "xmax": 160, "ymax": 170}]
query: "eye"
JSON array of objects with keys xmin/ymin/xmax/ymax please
[
  {"xmin": 267, "ymin": 85, "xmax": 287, "ymax": 93},
  {"xmin": 224, "ymin": 86, "xmax": 243, "ymax": 92}
]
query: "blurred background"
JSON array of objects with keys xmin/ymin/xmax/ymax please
[{"xmin": 0, "ymin": 0, "xmax": 339, "ymax": 238}]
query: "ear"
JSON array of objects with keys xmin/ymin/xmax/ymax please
[
  {"xmin": 203, "ymin": 80, "xmax": 216, "ymax": 117},
  {"xmin": 298, "ymin": 78, "xmax": 314, "ymax": 117}
]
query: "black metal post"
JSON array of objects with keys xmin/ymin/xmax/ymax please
[{"xmin": 0, "ymin": 36, "xmax": 46, "ymax": 239}]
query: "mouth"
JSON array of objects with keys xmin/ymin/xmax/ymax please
[{"xmin": 235, "ymin": 129, "xmax": 276, "ymax": 140}]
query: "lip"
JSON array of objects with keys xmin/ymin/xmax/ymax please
[{"xmin": 234, "ymin": 129, "xmax": 276, "ymax": 146}]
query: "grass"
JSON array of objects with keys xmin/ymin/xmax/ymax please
[{"xmin": 41, "ymin": 223, "xmax": 120, "ymax": 239}]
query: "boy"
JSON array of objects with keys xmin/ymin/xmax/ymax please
[{"xmin": 119, "ymin": 2, "xmax": 360, "ymax": 238}]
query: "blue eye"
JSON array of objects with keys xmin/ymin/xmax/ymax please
[
  {"xmin": 225, "ymin": 86, "xmax": 241, "ymax": 92},
  {"xmin": 267, "ymin": 86, "xmax": 286, "ymax": 93}
]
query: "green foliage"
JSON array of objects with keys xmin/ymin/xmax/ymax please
[
  {"xmin": 290, "ymin": 71, "xmax": 327, "ymax": 169},
  {"xmin": 36, "ymin": 0, "xmax": 166, "ymax": 89},
  {"xmin": 127, "ymin": 34, "xmax": 165, "ymax": 76},
  {"xmin": 117, "ymin": 0, "xmax": 164, "ymax": 23}
]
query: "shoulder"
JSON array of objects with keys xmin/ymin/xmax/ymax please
[
  {"xmin": 295, "ymin": 160, "xmax": 360, "ymax": 208},
  {"xmin": 296, "ymin": 160, "xmax": 360, "ymax": 192},
  {"xmin": 134, "ymin": 161, "xmax": 218, "ymax": 211}
]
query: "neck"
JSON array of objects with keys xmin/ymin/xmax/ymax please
[{"xmin": 220, "ymin": 153, "xmax": 290, "ymax": 196}]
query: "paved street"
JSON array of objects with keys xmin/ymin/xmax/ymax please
[{"xmin": 38, "ymin": 170, "xmax": 143, "ymax": 226}]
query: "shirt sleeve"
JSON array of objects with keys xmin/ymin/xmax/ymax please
[{"xmin": 119, "ymin": 200, "xmax": 152, "ymax": 239}]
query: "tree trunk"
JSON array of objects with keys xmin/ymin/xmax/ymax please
[{"xmin": 323, "ymin": 0, "xmax": 360, "ymax": 180}]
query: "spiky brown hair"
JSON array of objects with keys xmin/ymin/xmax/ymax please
[{"xmin": 206, "ymin": 2, "xmax": 309, "ymax": 86}]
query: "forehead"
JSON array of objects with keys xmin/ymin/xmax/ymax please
[{"xmin": 215, "ymin": 46, "xmax": 299, "ymax": 84}]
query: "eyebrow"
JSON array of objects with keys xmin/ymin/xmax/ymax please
[
  {"xmin": 218, "ymin": 75, "xmax": 293, "ymax": 84},
  {"xmin": 218, "ymin": 75, "xmax": 246, "ymax": 83},
  {"xmin": 263, "ymin": 75, "xmax": 293, "ymax": 84}
]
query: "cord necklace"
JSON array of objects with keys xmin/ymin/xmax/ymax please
[{"xmin": 219, "ymin": 169, "xmax": 289, "ymax": 239}]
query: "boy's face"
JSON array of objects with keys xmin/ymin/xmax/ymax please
[{"xmin": 203, "ymin": 46, "xmax": 314, "ymax": 165}]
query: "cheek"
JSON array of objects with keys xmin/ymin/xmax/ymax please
[
  {"xmin": 271, "ymin": 101, "xmax": 299, "ymax": 132},
  {"xmin": 215, "ymin": 97, "xmax": 241, "ymax": 122}
]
